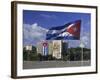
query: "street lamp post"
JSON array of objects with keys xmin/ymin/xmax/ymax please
[{"xmin": 79, "ymin": 41, "xmax": 85, "ymax": 66}]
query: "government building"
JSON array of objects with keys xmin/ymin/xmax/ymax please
[{"xmin": 36, "ymin": 40, "xmax": 68, "ymax": 59}]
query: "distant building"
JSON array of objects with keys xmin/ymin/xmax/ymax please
[
  {"xmin": 24, "ymin": 45, "xmax": 33, "ymax": 61},
  {"xmin": 25, "ymin": 45, "xmax": 32, "ymax": 51},
  {"xmin": 61, "ymin": 41, "xmax": 68, "ymax": 60},
  {"xmin": 42, "ymin": 41, "xmax": 48, "ymax": 56},
  {"xmin": 52, "ymin": 40, "xmax": 62, "ymax": 59},
  {"xmin": 48, "ymin": 41, "xmax": 53, "ymax": 55},
  {"xmin": 37, "ymin": 41, "xmax": 49, "ymax": 56},
  {"xmin": 62, "ymin": 41, "xmax": 68, "ymax": 55},
  {"xmin": 36, "ymin": 42, "xmax": 43, "ymax": 55},
  {"xmin": 36, "ymin": 40, "xmax": 68, "ymax": 59}
]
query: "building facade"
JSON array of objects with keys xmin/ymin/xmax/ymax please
[
  {"xmin": 36, "ymin": 42, "xmax": 43, "ymax": 55},
  {"xmin": 36, "ymin": 40, "xmax": 68, "ymax": 59},
  {"xmin": 52, "ymin": 40, "xmax": 62, "ymax": 59},
  {"xmin": 48, "ymin": 41, "xmax": 53, "ymax": 55},
  {"xmin": 25, "ymin": 45, "xmax": 32, "ymax": 51}
]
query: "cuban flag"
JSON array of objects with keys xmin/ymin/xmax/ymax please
[
  {"xmin": 42, "ymin": 42, "xmax": 48, "ymax": 56},
  {"xmin": 46, "ymin": 20, "xmax": 81, "ymax": 40}
]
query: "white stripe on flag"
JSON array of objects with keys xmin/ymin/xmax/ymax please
[{"xmin": 67, "ymin": 23, "xmax": 74, "ymax": 29}]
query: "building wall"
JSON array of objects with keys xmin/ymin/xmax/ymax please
[
  {"xmin": 52, "ymin": 40, "xmax": 62, "ymax": 59},
  {"xmin": 36, "ymin": 40, "xmax": 68, "ymax": 59},
  {"xmin": 62, "ymin": 41, "xmax": 68, "ymax": 55},
  {"xmin": 36, "ymin": 42, "xmax": 43, "ymax": 55},
  {"xmin": 25, "ymin": 45, "xmax": 32, "ymax": 51},
  {"xmin": 48, "ymin": 41, "xmax": 53, "ymax": 55}
]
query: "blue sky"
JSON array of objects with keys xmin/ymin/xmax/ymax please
[{"xmin": 23, "ymin": 10, "xmax": 91, "ymax": 48}]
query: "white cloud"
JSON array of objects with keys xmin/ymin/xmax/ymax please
[
  {"xmin": 40, "ymin": 14, "xmax": 57, "ymax": 19},
  {"xmin": 81, "ymin": 36, "xmax": 89, "ymax": 45},
  {"xmin": 67, "ymin": 32, "xmax": 90, "ymax": 48},
  {"xmin": 23, "ymin": 23, "xmax": 48, "ymax": 46},
  {"xmin": 81, "ymin": 32, "xmax": 91, "ymax": 48}
]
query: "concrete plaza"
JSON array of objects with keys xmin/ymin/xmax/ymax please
[{"xmin": 23, "ymin": 60, "xmax": 90, "ymax": 69}]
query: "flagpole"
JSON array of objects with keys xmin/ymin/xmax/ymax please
[
  {"xmin": 68, "ymin": 34, "xmax": 70, "ymax": 62},
  {"xmin": 81, "ymin": 46, "xmax": 83, "ymax": 66},
  {"xmin": 66, "ymin": 34, "xmax": 70, "ymax": 62},
  {"xmin": 80, "ymin": 41, "xmax": 84, "ymax": 66},
  {"xmin": 64, "ymin": 34, "xmax": 70, "ymax": 62},
  {"xmin": 68, "ymin": 40, "xmax": 70, "ymax": 62}
]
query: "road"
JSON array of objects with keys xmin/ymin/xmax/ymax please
[{"xmin": 23, "ymin": 60, "xmax": 91, "ymax": 69}]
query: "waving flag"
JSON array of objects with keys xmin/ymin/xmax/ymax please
[{"xmin": 46, "ymin": 20, "xmax": 81, "ymax": 40}]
